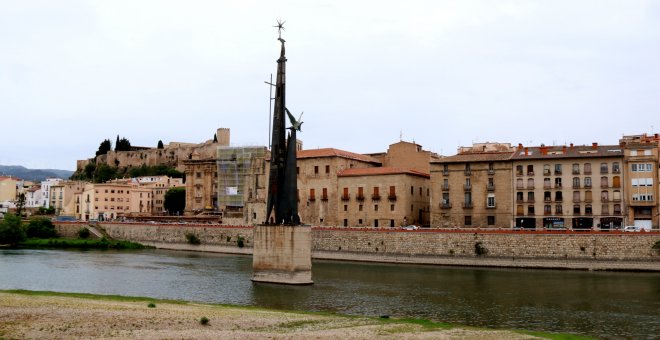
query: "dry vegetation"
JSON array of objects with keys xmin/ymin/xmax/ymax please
[{"xmin": 0, "ymin": 291, "xmax": 551, "ymax": 339}]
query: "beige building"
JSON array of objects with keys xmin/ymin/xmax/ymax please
[
  {"xmin": 183, "ymin": 155, "xmax": 217, "ymax": 216},
  {"xmin": 620, "ymin": 133, "xmax": 659, "ymax": 229},
  {"xmin": 50, "ymin": 181, "xmax": 87, "ymax": 217},
  {"xmin": 430, "ymin": 143, "xmax": 514, "ymax": 228},
  {"xmin": 0, "ymin": 176, "xmax": 18, "ymax": 202},
  {"xmin": 510, "ymin": 143, "xmax": 624, "ymax": 230},
  {"xmin": 337, "ymin": 168, "xmax": 431, "ymax": 227}
]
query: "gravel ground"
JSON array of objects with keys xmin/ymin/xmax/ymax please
[{"xmin": 0, "ymin": 292, "xmax": 542, "ymax": 339}]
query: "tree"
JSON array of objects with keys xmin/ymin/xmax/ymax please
[
  {"xmin": 164, "ymin": 187, "xmax": 186, "ymax": 215},
  {"xmin": 157, "ymin": 140, "xmax": 164, "ymax": 149},
  {"xmin": 115, "ymin": 136, "xmax": 131, "ymax": 152},
  {"xmin": 0, "ymin": 213, "xmax": 26, "ymax": 245},
  {"xmin": 26, "ymin": 217, "xmax": 57, "ymax": 238},
  {"xmin": 15, "ymin": 193, "xmax": 26, "ymax": 217},
  {"xmin": 96, "ymin": 139, "xmax": 112, "ymax": 156}
]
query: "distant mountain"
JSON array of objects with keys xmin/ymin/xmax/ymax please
[{"xmin": 0, "ymin": 165, "xmax": 74, "ymax": 182}]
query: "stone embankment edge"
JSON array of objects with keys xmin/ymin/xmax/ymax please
[{"xmin": 53, "ymin": 222, "xmax": 660, "ymax": 272}]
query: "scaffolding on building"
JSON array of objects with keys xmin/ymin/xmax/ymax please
[{"xmin": 217, "ymin": 146, "xmax": 266, "ymax": 211}]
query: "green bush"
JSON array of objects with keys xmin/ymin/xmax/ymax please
[
  {"xmin": 0, "ymin": 214, "xmax": 26, "ymax": 245},
  {"xmin": 237, "ymin": 236, "xmax": 244, "ymax": 248},
  {"xmin": 26, "ymin": 217, "xmax": 58, "ymax": 238},
  {"xmin": 474, "ymin": 241, "xmax": 488, "ymax": 256},
  {"xmin": 78, "ymin": 228, "xmax": 91, "ymax": 239},
  {"xmin": 185, "ymin": 232, "xmax": 201, "ymax": 245},
  {"xmin": 199, "ymin": 316, "xmax": 209, "ymax": 325},
  {"xmin": 148, "ymin": 303, "xmax": 156, "ymax": 308}
]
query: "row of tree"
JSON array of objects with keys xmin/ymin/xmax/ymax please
[
  {"xmin": 71, "ymin": 162, "xmax": 184, "ymax": 183},
  {"xmin": 0, "ymin": 215, "xmax": 57, "ymax": 246},
  {"xmin": 95, "ymin": 131, "xmax": 221, "ymax": 157}
]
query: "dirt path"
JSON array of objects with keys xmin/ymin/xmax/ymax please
[{"xmin": 0, "ymin": 292, "xmax": 545, "ymax": 339}]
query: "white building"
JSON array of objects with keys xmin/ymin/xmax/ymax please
[{"xmin": 40, "ymin": 178, "xmax": 63, "ymax": 208}]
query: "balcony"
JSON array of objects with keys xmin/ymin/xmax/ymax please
[
  {"xmin": 488, "ymin": 169, "xmax": 495, "ymax": 175},
  {"xmin": 554, "ymin": 198, "xmax": 563, "ymax": 202},
  {"xmin": 572, "ymin": 184, "xmax": 581, "ymax": 189},
  {"xmin": 544, "ymin": 184, "xmax": 552, "ymax": 189},
  {"xmin": 440, "ymin": 202, "xmax": 452, "ymax": 209},
  {"xmin": 388, "ymin": 194, "xmax": 397, "ymax": 201},
  {"xmin": 341, "ymin": 194, "xmax": 350, "ymax": 201},
  {"xmin": 527, "ymin": 198, "xmax": 535, "ymax": 203},
  {"xmin": 464, "ymin": 184, "xmax": 472, "ymax": 191},
  {"xmin": 543, "ymin": 170, "xmax": 551, "ymax": 176},
  {"xmin": 572, "ymin": 170, "xmax": 580, "ymax": 175},
  {"xmin": 516, "ymin": 171, "xmax": 524, "ymax": 177},
  {"xmin": 555, "ymin": 184, "xmax": 562, "ymax": 189},
  {"xmin": 516, "ymin": 184, "xmax": 525, "ymax": 190},
  {"xmin": 600, "ymin": 169, "xmax": 609, "ymax": 174},
  {"xmin": 584, "ymin": 198, "xmax": 593, "ymax": 203},
  {"xmin": 442, "ymin": 170, "xmax": 449, "ymax": 176},
  {"xmin": 573, "ymin": 198, "xmax": 581, "ymax": 203},
  {"xmin": 544, "ymin": 211, "xmax": 552, "ymax": 216},
  {"xmin": 554, "ymin": 170, "xmax": 562, "ymax": 175},
  {"xmin": 516, "ymin": 198, "xmax": 524, "ymax": 203},
  {"xmin": 527, "ymin": 184, "xmax": 535, "ymax": 189},
  {"xmin": 584, "ymin": 183, "xmax": 592, "ymax": 188},
  {"xmin": 555, "ymin": 211, "xmax": 563, "ymax": 215},
  {"xmin": 584, "ymin": 170, "xmax": 592, "ymax": 175},
  {"xmin": 462, "ymin": 202, "xmax": 473, "ymax": 209},
  {"xmin": 309, "ymin": 196, "xmax": 316, "ymax": 202},
  {"xmin": 487, "ymin": 183, "xmax": 495, "ymax": 191},
  {"xmin": 527, "ymin": 171, "xmax": 534, "ymax": 176},
  {"xmin": 486, "ymin": 204, "xmax": 496, "ymax": 209},
  {"xmin": 612, "ymin": 197, "xmax": 621, "ymax": 202},
  {"xmin": 612, "ymin": 168, "xmax": 621, "ymax": 174},
  {"xmin": 601, "ymin": 184, "xmax": 609, "ymax": 189},
  {"xmin": 356, "ymin": 194, "xmax": 365, "ymax": 201},
  {"xmin": 464, "ymin": 170, "xmax": 472, "ymax": 176},
  {"xmin": 371, "ymin": 194, "xmax": 381, "ymax": 200},
  {"xmin": 321, "ymin": 195, "xmax": 328, "ymax": 201},
  {"xmin": 601, "ymin": 197, "xmax": 609, "ymax": 202},
  {"xmin": 442, "ymin": 185, "xmax": 450, "ymax": 191}
]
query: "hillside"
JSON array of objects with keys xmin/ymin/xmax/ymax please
[{"xmin": 0, "ymin": 165, "xmax": 73, "ymax": 182}]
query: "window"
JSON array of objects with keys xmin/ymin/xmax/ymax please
[
  {"xmin": 573, "ymin": 191, "xmax": 580, "ymax": 202},
  {"xmin": 584, "ymin": 163, "xmax": 592, "ymax": 174},
  {"xmin": 487, "ymin": 194, "xmax": 495, "ymax": 208},
  {"xmin": 601, "ymin": 190, "xmax": 609, "ymax": 201},
  {"xmin": 601, "ymin": 176, "xmax": 609, "ymax": 188},
  {"xmin": 600, "ymin": 163, "xmax": 608, "ymax": 173},
  {"xmin": 555, "ymin": 191, "xmax": 563, "ymax": 202},
  {"xmin": 555, "ymin": 178, "xmax": 562, "ymax": 188},
  {"xmin": 612, "ymin": 162, "xmax": 620, "ymax": 173},
  {"xmin": 309, "ymin": 188, "xmax": 315, "ymax": 200},
  {"xmin": 555, "ymin": 204, "xmax": 563, "ymax": 214},
  {"xmin": 443, "ymin": 178, "xmax": 449, "ymax": 190},
  {"xmin": 517, "ymin": 205, "xmax": 524, "ymax": 215},
  {"xmin": 544, "ymin": 191, "xmax": 551, "ymax": 202},
  {"xmin": 572, "ymin": 177, "xmax": 580, "ymax": 188},
  {"xmin": 411, "ymin": 186, "xmax": 414, "ymax": 194},
  {"xmin": 389, "ymin": 186, "xmax": 396, "ymax": 199},
  {"xmin": 196, "ymin": 172, "xmax": 201, "ymax": 178},
  {"xmin": 554, "ymin": 164, "xmax": 562, "ymax": 175},
  {"xmin": 517, "ymin": 178, "xmax": 524, "ymax": 189},
  {"xmin": 585, "ymin": 190, "xmax": 592, "ymax": 202},
  {"xmin": 373, "ymin": 186, "xmax": 380, "ymax": 199},
  {"xmin": 374, "ymin": 204, "xmax": 378, "ymax": 211},
  {"xmin": 464, "ymin": 216, "xmax": 472, "ymax": 226},
  {"xmin": 572, "ymin": 163, "xmax": 580, "ymax": 174},
  {"xmin": 464, "ymin": 192, "xmax": 472, "ymax": 206},
  {"xmin": 527, "ymin": 165, "xmax": 534, "ymax": 175},
  {"xmin": 443, "ymin": 164, "xmax": 449, "ymax": 174},
  {"xmin": 527, "ymin": 178, "xmax": 534, "ymax": 188},
  {"xmin": 359, "ymin": 204, "xmax": 363, "ymax": 211},
  {"xmin": 527, "ymin": 192, "xmax": 535, "ymax": 202},
  {"xmin": 517, "ymin": 192, "xmax": 524, "ymax": 202},
  {"xmin": 613, "ymin": 204, "xmax": 621, "ymax": 214},
  {"xmin": 322, "ymin": 188, "xmax": 328, "ymax": 200},
  {"xmin": 314, "ymin": 166, "xmax": 319, "ymax": 174},
  {"xmin": 585, "ymin": 204, "xmax": 592, "ymax": 215},
  {"xmin": 487, "ymin": 216, "xmax": 495, "ymax": 225},
  {"xmin": 584, "ymin": 177, "xmax": 592, "ymax": 188},
  {"xmin": 325, "ymin": 165, "xmax": 330, "ymax": 173},
  {"xmin": 342, "ymin": 187, "xmax": 349, "ymax": 200},
  {"xmin": 602, "ymin": 204, "xmax": 609, "ymax": 215},
  {"xmin": 489, "ymin": 162, "xmax": 495, "ymax": 171},
  {"xmin": 358, "ymin": 187, "xmax": 364, "ymax": 200},
  {"xmin": 544, "ymin": 178, "xmax": 551, "ymax": 189},
  {"xmin": 390, "ymin": 204, "xmax": 394, "ymax": 211},
  {"xmin": 544, "ymin": 205, "xmax": 551, "ymax": 214},
  {"xmin": 613, "ymin": 190, "xmax": 621, "ymax": 201},
  {"xmin": 528, "ymin": 205, "xmax": 535, "ymax": 215},
  {"xmin": 516, "ymin": 165, "xmax": 523, "ymax": 176},
  {"xmin": 543, "ymin": 164, "xmax": 551, "ymax": 175},
  {"xmin": 573, "ymin": 205, "xmax": 580, "ymax": 214},
  {"xmin": 613, "ymin": 176, "xmax": 621, "ymax": 188}
]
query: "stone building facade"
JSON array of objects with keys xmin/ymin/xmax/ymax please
[
  {"xmin": 183, "ymin": 156, "xmax": 217, "ymax": 215},
  {"xmin": 510, "ymin": 143, "xmax": 624, "ymax": 230},
  {"xmin": 620, "ymin": 134, "xmax": 659, "ymax": 229},
  {"xmin": 430, "ymin": 143, "xmax": 514, "ymax": 228},
  {"xmin": 337, "ymin": 168, "xmax": 431, "ymax": 227}
]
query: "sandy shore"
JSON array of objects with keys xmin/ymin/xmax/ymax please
[{"xmin": 0, "ymin": 291, "xmax": 549, "ymax": 339}]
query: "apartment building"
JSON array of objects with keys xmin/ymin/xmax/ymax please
[
  {"xmin": 49, "ymin": 181, "xmax": 87, "ymax": 217},
  {"xmin": 430, "ymin": 143, "xmax": 514, "ymax": 228},
  {"xmin": 510, "ymin": 143, "xmax": 624, "ymax": 230},
  {"xmin": 620, "ymin": 134, "xmax": 659, "ymax": 229}
]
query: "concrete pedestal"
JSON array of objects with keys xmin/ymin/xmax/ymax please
[{"xmin": 251, "ymin": 225, "xmax": 313, "ymax": 285}]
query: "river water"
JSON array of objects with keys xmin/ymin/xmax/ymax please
[{"xmin": 1, "ymin": 249, "xmax": 658, "ymax": 339}]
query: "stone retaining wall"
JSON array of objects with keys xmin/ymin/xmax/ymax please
[{"xmin": 54, "ymin": 223, "xmax": 660, "ymax": 270}]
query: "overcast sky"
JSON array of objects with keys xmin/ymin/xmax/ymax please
[{"xmin": 1, "ymin": 1, "xmax": 659, "ymax": 171}]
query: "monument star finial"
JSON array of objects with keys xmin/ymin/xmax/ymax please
[{"xmin": 274, "ymin": 19, "xmax": 286, "ymax": 40}]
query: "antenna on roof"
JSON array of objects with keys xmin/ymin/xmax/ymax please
[{"xmin": 399, "ymin": 130, "xmax": 402, "ymax": 141}]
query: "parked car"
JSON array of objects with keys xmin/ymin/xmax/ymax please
[
  {"xmin": 402, "ymin": 225, "xmax": 419, "ymax": 230},
  {"xmin": 623, "ymin": 226, "xmax": 643, "ymax": 232}
]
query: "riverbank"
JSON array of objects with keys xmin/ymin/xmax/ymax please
[{"xmin": 0, "ymin": 290, "xmax": 588, "ymax": 339}]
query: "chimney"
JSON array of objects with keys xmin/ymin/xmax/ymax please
[
  {"xmin": 517, "ymin": 143, "xmax": 523, "ymax": 150},
  {"xmin": 524, "ymin": 147, "xmax": 529, "ymax": 156},
  {"xmin": 562, "ymin": 145, "xmax": 567, "ymax": 153},
  {"xmin": 540, "ymin": 146, "xmax": 548, "ymax": 155},
  {"xmin": 592, "ymin": 142, "xmax": 598, "ymax": 149},
  {"xmin": 569, "ymin": 143, "xmax": 574, "ymax": 149}
]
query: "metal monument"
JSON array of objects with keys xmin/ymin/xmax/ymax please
[{"xmin": 265, "ymin": 20, "xmax": 302, "ymax": 225}]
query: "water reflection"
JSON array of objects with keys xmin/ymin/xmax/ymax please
[{"xmin": 1, "ymin": 249, "xmax": 658, "ymax": 338}]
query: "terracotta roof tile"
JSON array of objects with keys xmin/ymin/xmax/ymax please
[
  {"xmin": 297, "ymin": 148, "xmax": 381, "ymax": 164},
  {"xmin": 338, "ymin": 167, "xmax": 430, "ymax": 179},
  {"xmin": 510, "ymin": 145, "xmax": 622, "ymax": 160},
  {"xmin": 432, "ymin": 152, "xmax": 514, "ymax": 164}
]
